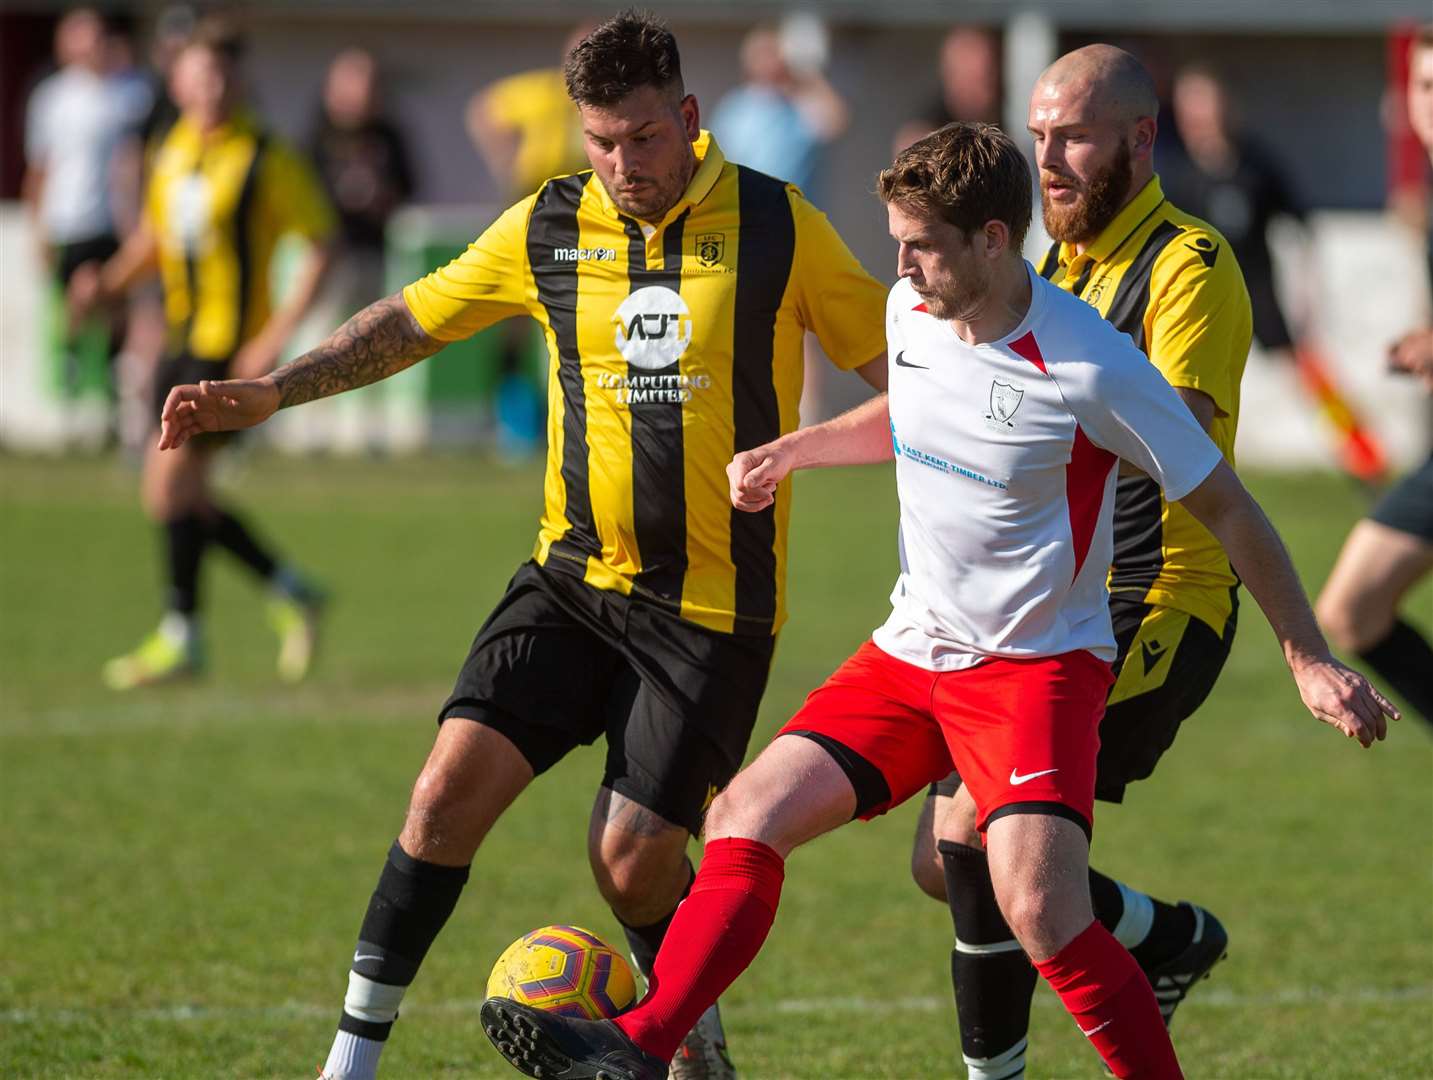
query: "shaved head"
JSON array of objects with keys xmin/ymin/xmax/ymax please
[
  {"xmin": 1034, "ymin": 44, "xmax": 1158, "ymax": 127},
  {"xmin": 1027, "ymin": 44, "xmax": 1160, "ymax": 247}
]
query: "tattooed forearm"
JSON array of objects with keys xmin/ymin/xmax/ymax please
[{"xmin": 272, "ymin": 292, "xmax": 444, "ymax": 409}]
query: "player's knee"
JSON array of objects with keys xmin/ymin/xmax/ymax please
[
  {"xmin": 401, "ymin": 763, "xmax": 475, "ymax": 853},
  {"xmin": 701, "ymin": 787, "xmax": 744, "ymax": 840},
  {"xmin": 591, "ymin": 841, "xmax": 684, "ymax": 923},
  {"xmin": 1315, "ymin": 588, "xmax": 1388, "ymax": 653},
  {"xmin": 909, "ymin": 831, "xmax": 947, "ymax": 901},
  {"xmin": 999, "ymin": 881, "xmax": 1090, "ymax": 960}
]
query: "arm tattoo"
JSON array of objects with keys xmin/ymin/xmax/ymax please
[{"xmin": 272, "ymin": 292, "xmax": 444, "ymax": 409}]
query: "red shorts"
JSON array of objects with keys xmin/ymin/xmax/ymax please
[{"xmin": 777, "ymin": 640, "xmax": 1114, "ymax": 837}]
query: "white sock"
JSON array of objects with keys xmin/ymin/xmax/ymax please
[
  {"xmin": 158, "ymin": 611, "xmax": 196, "ymax": 646},
  {"xmin": 1111, "ymin": 880, "xmax": 1156, "ymax": 949},
  {"xmin": 322, "ymin": 1030, "xmax": 385, "ymax": 1080},
  {"xmin": 323, "ymin": 972, "xmax": 406, "ymax": 1079}
]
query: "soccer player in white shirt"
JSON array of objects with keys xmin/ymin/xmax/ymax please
[{"xmin": 479, "ymin": 123, "xmax": 1395, "ymax": 1080}]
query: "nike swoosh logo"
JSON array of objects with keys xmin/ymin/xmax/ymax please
[
  {"xmin": 894, "ymin": 350, "xmax": 928, "ymax": 369},
  {"xmin": 1009, "ymin": 767, "xmax": 1059, "ymax": 786},
  {"xmin": 1079, "ymin": 1019, "xmax": 1112, "ymax": 1037},
  {"xmin": 353, "ymin": 953, "xmax": 384, "ymax": 965}
]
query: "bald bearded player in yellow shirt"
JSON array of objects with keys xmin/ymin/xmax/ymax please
[{"xmin": 159, "ymin": 13, "xmax": 888, "ymax": 1080}]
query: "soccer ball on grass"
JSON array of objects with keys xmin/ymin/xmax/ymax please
[{"xmin": 486, "ymin": 924, "xmax": 638, "ymax": 1020}]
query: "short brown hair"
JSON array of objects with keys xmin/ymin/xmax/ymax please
[
  {"xmin": 564, "ymin": 9, "xmax": 683, "ymax": 108},
  {"xmin": 187, "ymin": 15, "xmax": 244, "ymax": 63},
  {"xmin": 877, "ymin": 122, "xmax": 1031, "ymax": 250}
]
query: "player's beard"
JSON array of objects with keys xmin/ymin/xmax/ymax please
[
  {"xmin": 916, "ymin": 257, "xmax": 993, "ymax": 323},
  {"xmin": 1041, "ymin": 139, "xmax": 1133, "ymax": 245},
  {"xmin": 606, "ymin": 152, "xmax": 697, "ymax": 221}
]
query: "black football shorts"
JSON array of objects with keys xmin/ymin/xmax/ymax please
[
  {"xmin": 929, "ymin": 596, "xmax": 1236, "ymax": 804},
  {"xmin": 1370, "ymin": 452, "xmax": 1433, "ymax": 543},
  {"xmin": 440, "ymin": 561, "xmax": 776, "ymax": 835}
]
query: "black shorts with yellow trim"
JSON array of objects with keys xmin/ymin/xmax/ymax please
[
  {"xmin": 929, "ymin": 595, "xmax": 1236, "ymax": 805},
  {"xmin": 440, "ymin": 561, "xmax": 776, "ymax": 836}
]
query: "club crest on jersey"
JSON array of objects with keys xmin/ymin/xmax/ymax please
[
  {"xmin": 695, "ymin": 232, "xmax": 725, "ymax": 269},
  {"xmin": 986, "ymin": 380, "xmax": 1024, "ymax": 427}
]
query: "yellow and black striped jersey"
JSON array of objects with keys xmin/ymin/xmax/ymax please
[
  {"xmin": 1037, "ymin": 176, "xmax": 1252, "ymax": 636},
  {"xmin": 404, "ymin": 132, "xmax": 888, "ymax": 635},
  {"xmin": 148, "ymin": 110, "xmax": 335, "ymax": 361}
]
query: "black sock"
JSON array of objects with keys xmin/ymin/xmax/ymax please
[
  {"xmin": 1359, "ymin": 619, "xmax": 1433, "ymax": 725},
  {"xmin": 164, "ymin": 514, "xmax": 207, "ymax": 614},
  {"xmin": 339, "ymin": 841, "xmax": 470, "ymax": 1042},
  {"xmin": 618, "ymin": 861, "xmax": 695, "ymax": 980},
  {"xmin": 1088, "ymin": 867, "xmax": 1195, "ymax": 970},
  {"xmin": 940, "ymin": 840, "xmax": 1036, "ymax": 1078},
  {"xmin": 207, "ymin": 506, "xmax": 279, "ymax": 581}
]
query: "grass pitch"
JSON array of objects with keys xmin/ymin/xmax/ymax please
[{"xmin": 2, "ymin": 453, "xmax": 1430, "ymax": 1079}]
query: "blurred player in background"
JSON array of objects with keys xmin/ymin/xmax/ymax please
[
  {"xmin": 477, "ymin": 119, "xmax": 1396, "ymax": 1080},
  {"xmin": 1316, "ymin": 26, "xmax": 1433, "ymax": 728},
  {"xmin": 892, "ymin": 26, "xmax": 1002, "ymax": 155},
  {"xmin": 709, "ymin": 18, "xmax": 848, "ymax": 207},
  {"xmin": 69, "ymin": 19, "xmax": 334, "ymax": 690},
  {"xmin": 23, "ymin": 7, "xmax": 152, "ymax": 440},
  {"xmin": 710, "ymin": 15, "xmax": 848, "ymax": 424},
  {"xmin": 907, "ymin": 47, "xmax": 1252, "ymax": 1079},
  {"xmin": 157, "ymin": 13, "xmax": 888, "ymax": 1079},
  {"xmin": 1167, "ymin": 63, "xmax": 1388, "ymax": 487},
  {"xmin": 465, "ymin": 24, "xmax": 591, "ymax": 458}
]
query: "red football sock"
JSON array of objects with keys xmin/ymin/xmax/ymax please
[
  {"xmin": 615, "ymin": 837, "xmax": 785, "ymax": 1062},
  {"xmin": 1033, "ymin": 920, "xmax": 1184, "ymax": 1079}
]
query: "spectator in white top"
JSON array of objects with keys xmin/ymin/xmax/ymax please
[{"xmin": 22, "ymin": 7, "xmax": 152, "ymax": 405}]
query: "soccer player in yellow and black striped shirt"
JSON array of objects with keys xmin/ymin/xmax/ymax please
[
  {"xmin": 69, "ymin": 21, "xmax": 334, "ymax": 692},
  {"xmin": 909, "ymin": 46, "xmax": 1253, "ymax": 1080},
  {"xmin": 158, "ymin": 14, "xmax": 887, "ymax": 1079}
]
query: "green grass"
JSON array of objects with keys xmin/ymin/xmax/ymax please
[{"xmin": 2, "ymin": 453, "xmax": 1430, "ymax": 1079}]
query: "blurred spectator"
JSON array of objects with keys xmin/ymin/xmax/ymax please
[
  {"xmin": 282, "ymin": 48, "xmax": 415, "ymax": 454},
  {"xmin": 892, "ymin": 27, "xmax": 1000, "ymax": 154},
  {"xmin": 712, "ymin": 16, "xmax": 847, "ymax": 425},
  {"xmin": 1316, "ymin": 26, "xmax": 1433, "ymax": 728},
  {"xmin": 22, "ymin": 7, "xmax": 152, "ymax": 436},
  {"xmin": 709, "ymin": 18, "xmax": 848, "ymax": 204},
  {"xmin": 464, "ymin": 28, "xmax": 591, "ymax": 458},
  {"xmin": 1167, "ymin": 63, "xmax": 1388, "ymax": 486},
  {"xmin": 68, "ymin": 19, "xmax": 335, "ymax": 691},
  {"xmin": 310, "ymin": 49, "xmax": 415, "ymax": 262}
]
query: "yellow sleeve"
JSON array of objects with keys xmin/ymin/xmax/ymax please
[
  {"xmin": 1144, "ymin": 228, "xmax": 1253, "ymax": 419},
  {"xmin": 787, "ymin": 190, "xmax": 889, "ymax": 370},
  {"xmin": 401, "ymin": 195, "xmax": 533, "ymax": 341},
  {"xmin": 262, "ymin": 142, "xmax": 337, "ymax": 241}
]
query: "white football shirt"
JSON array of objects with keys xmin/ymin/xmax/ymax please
[{"xmin": 872, "ymin": 265, "xmax": 1223, "ymax": 671}]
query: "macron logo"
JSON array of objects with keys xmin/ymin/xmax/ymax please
[
  {"xmin": 1009, "ymin": 767, "xmax": 1058, "ymax": 786},
  {"xmin": 554, "ymin": 247, "xmax": 616, "ymax": 262}
]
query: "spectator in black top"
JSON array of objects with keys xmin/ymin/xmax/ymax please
[
  {"xmin": 310, "ymin": 48, "xmax": 414, "ymax": 260},
  {"xmin": 1168, "ymin": 63, "xmax": 1387, "ymax": 485}
]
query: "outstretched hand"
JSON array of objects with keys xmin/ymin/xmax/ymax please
[
  {"xmin": 157, "ymin": 377, "xmax": 280, "ymax": 450},
  {"xmin": 726, "ymin": 443, "xmax": 793, "ymax": 512},
  {"xmin": 1292, "ymin": 654, "xmax": 1400, "ymax": 748}
]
